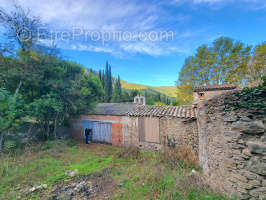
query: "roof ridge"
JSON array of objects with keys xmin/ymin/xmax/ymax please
[{"xmin": 128, "ymin": 105, "xmax": 197, "ymax": 119}]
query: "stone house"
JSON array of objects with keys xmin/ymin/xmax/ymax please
[
  {"xmin": 70, "ymin": 103, "xmax": 198, "ymax": 155},
  {"xmin": 70, "ymin": 87, "xmax": 265, "ymax": 199},
  {"xmin": 193, "ymin": 84, "xmax": 236, "ymax": 104}
]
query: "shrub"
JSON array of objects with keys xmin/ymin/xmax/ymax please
[
  {"xmin": 225, "ymin": 76, "xmax": 266, "ymax": 113},
  {"xmin": 160, "ymin": 145, "xmax": 199, "ymax": 169},
  {"xmin": 0, "ymin": 159, "xmax": 9, "ymax": 178},
  {"xmin": 66, "ymin": 139, "xmax": 77, "ymax": 147},
  {"xmin": 115, "ymin": 146, "xmax": 141, "ymax": 160},
  {"xmin": 3, "ymin": 140, "xmax": 17, "ymax": 153},
  {"xmin": 42, "ymin": 140, "xmax": 53, "ymax": 150}
]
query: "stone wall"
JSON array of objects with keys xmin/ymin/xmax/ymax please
[
  {"xmin": 194, "ymin": 90, "xmax": 234, "ymax": 104},
  {"xmin": 160, "ymin": 117, "xmax": 199, "ymax": 156},
  {"xmin": 123, "ymin": 116, "xmax": 199, "ymax": 155},
  {"xmin": 197, "ymin": 91, "xmax": 266, "ymax": 200}
]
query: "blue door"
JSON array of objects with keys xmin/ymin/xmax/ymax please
[{"xmin": 83, "ymin": 120, "xmax": 112, "ymax": 144}]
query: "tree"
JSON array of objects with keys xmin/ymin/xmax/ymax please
[
  {"xmin": 104, "ymin": 61, "xmax": 113, "ymax": 102},
  {"xmin": 28, "ymin": 93, "xmax": 63, "ymax": 140},
  {"xmin": 121, "ymin": 90, "xmax": 131, "ymax": 102},
  {"xmin": 0, "ymin": 88, "xmax": 24, "ymax": 150},
  {"xmin": 211, "ymin": 37, "xmax": 234, "ymax": 84},
  {"xmin": 0, "ymin": 5, "xmax": 105, "ymax": 143},
  {"xmin": 112, "ymin": 75, "xmax": 122, "ymax": 102},
  {"xmin": 130, "ymin": 90, "xmax": 139, "ymax": 99},
  {"xmin": 0, "ymin": 4, "xmax": 43, "ymax": 52},
  {"xmin": 154, "ymin": 101, "xmax": 166, "ymax": 106},
  {"xmin": 1, "ymin": 51, "xmax": 104, "ymax": 141},
  {"xmin": 176, "ymin": 84, "xmax": 193, "ymax": 105},
  {"xmin": 0, "ymin": 5, "xmax": 49, "ymax": 98},
  {"xmin": 178, "ymin": 37, "xmax": 255, "ymax": 88},
  {"xmin": 146, "ymin": 97, "xmax": 155, "ymax": 105},
  {"xmin": 248, "ymin": 43, "xmax": 266, "ymax": 82}
]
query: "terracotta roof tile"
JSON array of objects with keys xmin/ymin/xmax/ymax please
[
  {"xmin": 127, "ymin": 105, "xmax": 197, "ymax": 119},
  {"xmin": 193, "ymin": 84, "xmax": 236, "ymax": 92}
]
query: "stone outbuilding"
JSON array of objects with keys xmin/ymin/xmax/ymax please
[
  {"xmin": 70, "ymin": 103, "xmax": 198, "ymax": 155},
  {"xmin": 70, "ymin": 86, "xmax": 266, "ymax": 199},
  {"xmin": 193, "ymin": 84, "xmax": 236, "ymax": 104}
]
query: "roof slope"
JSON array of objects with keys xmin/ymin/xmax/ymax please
[
  {"xmin": 193, "ymin": 84, "xmax": 236, "ymax": 92},
  {"xmin": 92, "ymin": 103, "xmax": 137, "ymax": 116},
  {"xmin": 128, "ymin": 105, "xmax": 197, "ymax": 119}
]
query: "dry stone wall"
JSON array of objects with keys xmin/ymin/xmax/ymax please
[
  {"xmin": 197, "ymin": 91, "xmax": 266, "ymax": 200},
  {"xmin": 160, "ymin": 117, "xmax": 199, "ymax": 156}
]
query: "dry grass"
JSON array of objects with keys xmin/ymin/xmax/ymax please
[
  {"xmin": 114, "ymin": 146, "xmax": 141, "ymax": 160},
  {"xmin": 160, "ymin": 145, "xmax": 199, "ymax": 169},
  {"xmin": 0, "ymin": 141, "xmax": 231, "ymax": 200}
]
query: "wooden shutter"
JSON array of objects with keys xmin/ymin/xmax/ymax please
[
  {"xmin": 138, "ymin": 117, "xmax": 160, "ymax": 143},
  {"xmin": 138, "ymin": 117, "xmax": 145, "ymax": 142},
  {"xmin": 145, "ymin": 117, "xmax": 160, "ymax": 143}
]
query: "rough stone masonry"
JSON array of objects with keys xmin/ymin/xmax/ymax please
[{"xmin": 197, "ymin": 91, "xmax": 266, "ymax": 200}]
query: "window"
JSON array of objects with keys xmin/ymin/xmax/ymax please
[{"xmin": 198, "ymin": 92, "xmax": 205, "ymax": 99}]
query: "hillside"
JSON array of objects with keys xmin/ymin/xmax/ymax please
[{"xmin": 121, "ymin": 80, "xmax": 176, "ymax": 98}]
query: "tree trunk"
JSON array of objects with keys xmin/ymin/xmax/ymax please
[
  {"xmin": 0, "ymin": 134, "xmax": 3, "ymax": 152},
  {"xmin": 46, "ymin": 122, "xmax": 50, "ymax": 140},
  {"xmin": 15, "ymin": 80, "xmax": 22, "ymax": 97},
  {"xmin": 54, "ymin": 112, "xmax": 59, "ymax": 139},
  {"xmin": 27, "ymin": 123, "xmax": 34, "ymax": 136}
]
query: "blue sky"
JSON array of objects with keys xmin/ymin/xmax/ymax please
[{"xmin": 2, "ymin": 0, "xmax": 266, "ymax": 86}]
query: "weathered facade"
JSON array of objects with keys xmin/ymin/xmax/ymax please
[
  {"xmin": 193, "ymin": 84, "xmax": 236, "ymax": 104},
  {"xmin": 126, "ymin": 105, "xmax": 198, "ymax": 155},
  {"xmin": 70, "ymin": 87, "xmax": 265, "ymax": 199},
  {"xmin": 70, "ymin": 103, "xmax": 136, "ymax": 147},
  {"xmin": 70, "ymin": 104, "xmax": 198, "ymax": 156}
]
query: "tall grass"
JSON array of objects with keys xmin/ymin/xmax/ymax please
[{"xmin": 0, "ymin": 141, "xmax": 232, "ymax": 200}]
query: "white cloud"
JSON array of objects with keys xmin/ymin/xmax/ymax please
[
  {"xmin": 120, "ymin": 41, "xmax": 189, "ymax": 56},
  {"xmin": 71, "ymin": 44, "xmax": 113, "ymax": 53},
  {"xmin": 169, "ymin": 0, "xmax": 266, "ymax": 7},
  {"xmin": 2, "ymin": 0, "xmax": 175, "ymax": 56},
  {"xmin": 1, "ymin": 0, "xmax": 265, "ymax": 56},
  {"xmin": 1, "ymin": 0, "xmax": 159, "ymax": 31},
  {"xmin": 120, "ymin": 42, "xmax": 164, "ymax": 56}
]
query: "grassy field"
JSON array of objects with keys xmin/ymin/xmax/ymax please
[
  {"xmin": 0, "ymin": 140, "xmax": 232, "ymax": 200},
  {"xmin": 121, "ymin": 80, "xmax": 177, "ymax": 98}
]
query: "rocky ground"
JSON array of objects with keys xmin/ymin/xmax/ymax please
[{"xmin": 47, "ymin": 168, "xmax": 115, "ymax": 200}]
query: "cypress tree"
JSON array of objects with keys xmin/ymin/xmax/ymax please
[
  {"xmin": 112, "ymin": 75, "xmax": 122, "ymax": 102},
  {"xmin": 104, "ymin": 61, "xmax": 109, "ymax": 102},
  {"xmin": 108, "ymin": 64, "xmax": 112, "ymax": 102},
  {"xmin": 103, "ymin": 61, "xmax": 113, "ymax": 102}
]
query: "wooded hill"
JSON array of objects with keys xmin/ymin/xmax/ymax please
[
  {"xmin": 121, "ymin": 80, "xmax": 176, "ymax": 98},
  {"xmin": 89, "ymin": 65, "xmax": 177, "ymax": 106}
]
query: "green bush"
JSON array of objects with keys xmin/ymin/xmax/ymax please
[
  {"xmin": 225, "ymin": 76, "xmax": 266, "ymax": 112},
  {"xmin": 66, "ymin": 139, "xmax": 77, "ymax": 147},
  {"xmin": 0, "ymin": 160, "xmax": 9, "ymax": 178},
  {"xmin": 42, "ymin": 140, "xmax": 53, "ymax": 150},
  {"xmin": 3, "ymin": 140, "xmax": 17, "ymax": 153}
]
